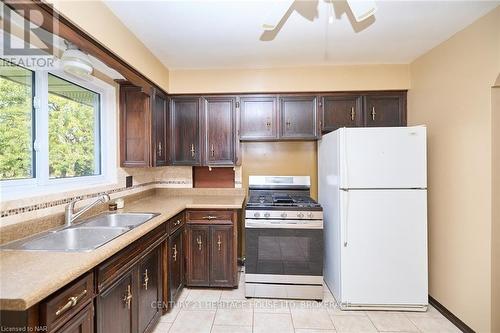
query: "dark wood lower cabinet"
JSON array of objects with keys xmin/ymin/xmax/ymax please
[
  {"xmin": 167, "ymin": 226, "xmax": 184, "ymax": 303},
  {"xmin": 96, "ymin": 269, "xmax": 135, "ymax": 333},
  {"xmin": 186, "ymin": 225, "xmax": 210, "ymax": 286},
  {"xmin": 55, "ymin": 304, "xmax": 93, "ymax": 333},
  {"xmin": 137, "ymin": 247, "xmax": 162, "ymax": 333},
  {"xmin": 209, "ymin": 225, "xmax": 234, "ymax": 287}
]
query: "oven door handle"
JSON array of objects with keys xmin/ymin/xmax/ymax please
[{"xmin": 245, "ymin": 220, "xmax": 323, "ymax": 229}]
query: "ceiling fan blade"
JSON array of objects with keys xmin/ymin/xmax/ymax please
[
  {"xmin": 262, "ymin": 0, "xmax": 295, "ymax": 31},
  {"xmin": 346, "ymin": 0, "xmax": 377, "ymax": 22}
]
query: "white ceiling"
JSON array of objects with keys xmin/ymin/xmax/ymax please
[{"xmin": 105, "ymin": 0, "xmax": 499, "ymax": 69}]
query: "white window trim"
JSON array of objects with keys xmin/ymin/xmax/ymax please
[{"xmin": 0, "ymin": 69, "xmax": 117, "ymax": 201}]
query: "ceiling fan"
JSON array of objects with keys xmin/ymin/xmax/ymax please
[{"xmin": 262, "ymin": 0, "xmax": 377, "ymax": 31}]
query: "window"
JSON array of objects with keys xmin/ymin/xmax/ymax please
[
  {"xmin": 0, "ymin": 60, "xmax": 116, "ymax": 199},
  {"xmin": 0, "ymin": 59, "xmax": 35, "ymax": 180},
  {"xmin": 48, "ymin": 74, "xmax": 101, "ymax": 179}
]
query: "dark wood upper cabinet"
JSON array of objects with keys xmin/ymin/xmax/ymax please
[
  {"xmin": 185, "ymin": 225, "xmax": 210, "ymax": 286},
  {"xmin": 152, "ymin": 90, "xmax": 168, "ymax": 166},
  {"xmin": 170, "ymin": 97, "xmax": 202, "ymax": 165},
  {"xmin": 203, "ymin": 97, "xmax": 236, "ymax": 166},
  {"xmin": 137, "ymin": 247, "xmax": 161, "ymax": 333},
  {"xmin": 321, "ymin": 95, "xmax": 363, "ymax": 133},
  {"xmin": 279, "ymin": 95, "xmax": 318, "ymax": 139},
  {"xmin": 239, "ymin": 96, "xmax": 278, "ymax": 140},
  {"xmin": 209, "ymin": 225, "xmax": 233, "ymax": 287},
  {"xmin": 364, "ymin": 92, "xmax": 406, "ymax": 127},
  {"xmin": 120, "ymin": 85, "xmax": 151, "ymax": 167},
  {"xmin": 96, "ymin": 269, "xmax": 135, "ymax": 333},
  {"xmin": 119, "ymin": 83, "xmax": 168, "ymax": 167}
]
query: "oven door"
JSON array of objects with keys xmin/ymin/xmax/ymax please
[{"xmin": 245, "ymin": 219, "xmax": 323, "ymax": 278}]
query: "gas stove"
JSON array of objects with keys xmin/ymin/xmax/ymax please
[{"xmin": 244, "ymin": 175, "xmax": 324, "ymax": 301}]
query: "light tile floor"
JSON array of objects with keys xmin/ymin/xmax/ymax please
[{"xmin": 153, "ymin": 269, "xmax": 460, "ymax": 333}]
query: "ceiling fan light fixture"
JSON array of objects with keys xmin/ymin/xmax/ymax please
[
  {"xmin": 346, "ymin": 0, "xmax": 377, "ymax": 22},
  {"xmin": 61, "ymin": 48, "xmax": 93, "ymax": 80}
]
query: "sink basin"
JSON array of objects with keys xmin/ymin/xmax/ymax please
[
  {"xmin": 16, "ymin": 227, "xmax": 130, "ymax": 252},
  {"xmin": 79, "ymin": 212, "xmax": 158, "ymax": 228},
  {"xmin": 1, "ymin": 212, "xmax": 159, "ymax": 252}
]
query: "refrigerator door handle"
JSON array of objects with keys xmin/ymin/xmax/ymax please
[{"xmin": 343, "ymin": 190, "xmax": 349, "ymax": 247}]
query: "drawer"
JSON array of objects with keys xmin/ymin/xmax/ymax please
[
  {"xmin": 186, "ymin": 210, "xmax": 234, "ymax": 225},
  {"xmin": 40, "ymin": 272, "xmax": 93, "ymax": 332},
  {"xmin": 168, "ymin": 211, "xmax": 185, "ymax": 236},
  {"xmin": 97, "ymin": 224, "xmax": 166, "ymax": 291}
]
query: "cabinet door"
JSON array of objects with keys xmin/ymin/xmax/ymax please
[
  {"xmin": 168, "ymin": 226, "xmax": 184, "ymax": 303},
  {"xmin": 280, "ymin": 95, "xmax": 318, "ymax": 139},
  {"xmin": 120, "ymin": 85, "xmax": 151, "ymax": 167},
  {"xmin": 364, "ymin": 93, "xmax": 406, "ymax": 127},
  {"xmin": 138, "ymin": 247, "xmax": 161, "ymax": 333},
  {"xmin": 152, "ymin": 90, "xmax": 168, "ymax": 166},
  {"xmin": 55, "ymin": 303, "xmax": 93, "ymax": 333},
  {"xmin": 186, "ymin": 225, "xmax": 210, "ymax": 286},
  {"xmin": 96, "ymin": 269, "xmax": 135, "ymax": 333},
  {"xmin": 322, "ymin": 95, "xmax": 362, "ymax": 133},
  {"xmin": 204, "ymin": 97, "xmax": 236, "ymax": 165},
  {"xmin": 209, "ymin": 225, "xmax": 234, "ymax": 287},
  {"xmin": 239, "ymin": 96, "xmax": 278, "ymax": 140},
  {"xmin": 170, "ymin": 97, "xmax": 201, "ymax": 165}
]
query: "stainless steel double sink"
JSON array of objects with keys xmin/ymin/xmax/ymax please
[{"xmin": 1, "ymin": 212, "xmax": 159, "ymax": 252}]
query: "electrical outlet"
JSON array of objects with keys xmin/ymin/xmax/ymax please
[{"xmin": 126, "ymin": 176, "xmax": 133, "ymax": 188}]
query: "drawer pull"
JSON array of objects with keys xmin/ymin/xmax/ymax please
[
  {"xmin": 174, "ymin": 219, "xmax": 182, "ymax": 226},
  {"xmin": 143, "ymin": 269, "xmax": 149, "ymax": 290},
  {"xmin": 123, "ymin": 284, "xmax": 132, "ymax": 310},
  {"xmin": 158, "ymin": 141, "xmax": 162, "ymax": 156},
  {"xmin": 196, "ymin": 236, "xmax": 202, "ymax": 251},
  {"xmin": 217, "ymin": 235, "xmax": 222, "ymax": 251},
  {"xmin": 173, "ymin": 244, "xmax": 178, "ymax": 262},
  {"xmin": 350, "ymin": 107, "xmax": 355, "ymax": 121},
  {"xmin": 202, "ymin": 215, "xmax": 218, "ymax": 220},
  {"xmin": 211, "ymin": 144, "xmax": 215, "ymax": 157},
  {"xmin": 371, "ymin": 106, "xmax": 376, "ymax": 121},
  {"xmin": 55, "ymin": 289, "xmax": 87, "ymax": 316}
]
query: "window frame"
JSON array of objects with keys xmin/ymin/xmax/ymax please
[{"xmin": 0, "ymin": 65, "xmax": 117, "ymax": 200}]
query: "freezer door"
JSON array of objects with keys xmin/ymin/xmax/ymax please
[
  {"xmin": 339, "ymin": 189, "xmax": 428, "ymax": 306},
  {"xmin": 339, "ymin": 126, "xmax": 427, "ymax": 189}
]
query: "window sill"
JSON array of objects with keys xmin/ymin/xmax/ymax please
[{"xmin": 0, "ymin": 176, "xmax": 117, "ymax": 203}]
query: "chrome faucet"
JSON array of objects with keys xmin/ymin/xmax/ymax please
[{"xmin": 65, "ymin": 193, "xmax": 111, "ymax": 226}]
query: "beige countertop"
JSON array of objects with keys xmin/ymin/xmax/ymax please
[{"xmin": 0, "ymin": 193, "xmax": 245, "ymax": 311}]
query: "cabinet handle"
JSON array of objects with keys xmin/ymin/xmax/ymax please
[
  {"xmin": 143, "ymin": 269, "xmax": 149, "ymax": 290},
  {"xmin": 211, "ymin": 144, "xmax": 215, "ymax": 157},
  {"xmin": 190, "ymin": 144, "xmax": 195, "ymax": 158},
  {"xmin": 351, "ymin": 107, "xmax": 355, "ymax": 121},
  {"xmin": 217, "ymin": 235, "xmax": 222, "ymax": 251},
  {"xmin": 158, "ymin": 141, "xmax": 162, "ymax": 156},
  {"xmin": 371, "ymin": 106, "xmax": 376, "ymax": 121},
  {"xmin": 202, "ymin": 215, "xmax": 218, "ymax": 220},
  {"xmin": 174, "ymin": 219, "xmax": 182, "ymax": 226},
  {"xmin": 173, "ymin": 244, "xmax": 178, "ymax": 262},
  {"xmin": 285, "ymin": 121, "xmax": 291, "ymax": 128},
  {"xmin": 55, "ymin": 289, "xmax": 87, "ymax": 316},
  {"xmin": 265, "ymin": 121, "xmax": 271, "ymax": 129},
  {"xmin": 196, "ymin": 236, "xmax": 202, "ymax": 251},
  {"xmin": 123, "ymin": 284, "xmax": 132, "ymax": 310}
]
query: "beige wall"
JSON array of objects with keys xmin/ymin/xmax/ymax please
[
  {"xmin": 492, "ymin": 86, "xmax": 500, "ymax": 333},
  {"xmin": 241, "ymin": 142, "xmax": 318, "ymax": 199},
  {"xmin": 169, "ymin": 64, "xmax": 410, "ymax": 93},
  {"xmin": 49, "ymin": 0, "xmax": 169, "ymax": 91},
  {"xmin": 408, "ymin": 7, "xmax": 500, "ymax": 333}
]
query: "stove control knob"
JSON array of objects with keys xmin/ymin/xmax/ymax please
[
  {"xmin": 307, "ymin": 212, "xmax": 314, "ymax": 218},
  {"xmin": 297, "ymin": 213, "xmax": 305, "ymax": 219},
  {"xmin": 264, "ymin": 212, "xmax": 271, "ymax": 218},
  {"xmin": 281, "ymin": 212, "xmax": 287, "ymax": 218},
  {"xmin": 253, "ymin": 212, "xmax": 260, "ymax": 218}
]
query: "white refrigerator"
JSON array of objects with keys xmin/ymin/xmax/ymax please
[{"xmin": 318, "ymin": 126, "xmax": 428, "ymax": 311}]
